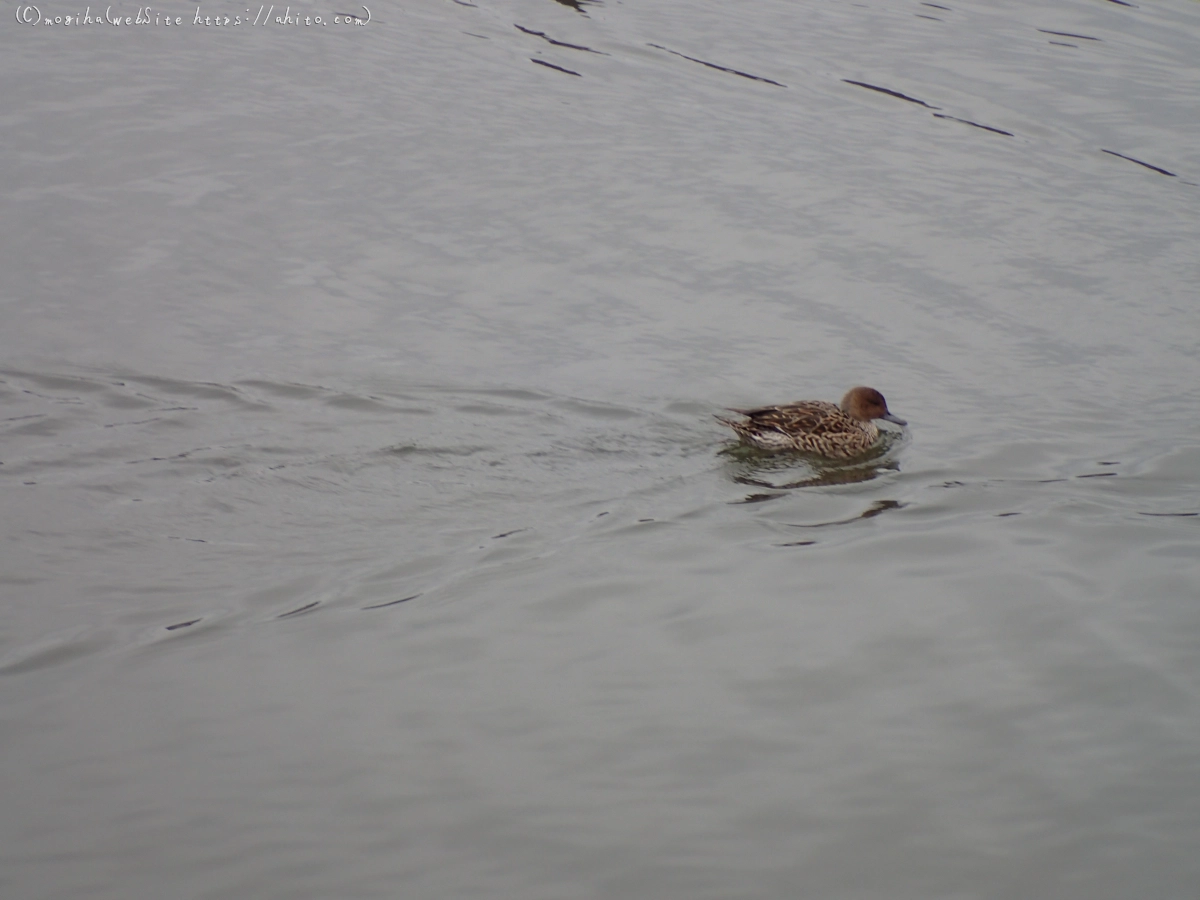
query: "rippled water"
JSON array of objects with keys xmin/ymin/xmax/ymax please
[{"xmin": 3, "ymin": 0, "xmax": 1199, "ymax": 897}]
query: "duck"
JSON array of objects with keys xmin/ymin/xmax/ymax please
[{"xmin": 716, "ymin": 386, "xmax": 906, "ymax": 458}]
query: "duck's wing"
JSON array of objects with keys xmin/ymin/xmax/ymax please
[{"xmin": 728, "ymin": 400, "xmax": 843, "ymax": 435}]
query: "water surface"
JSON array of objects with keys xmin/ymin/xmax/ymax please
[{"xmin": 2, "ymin": 1, "xmax": 1199, "ymax": 898}]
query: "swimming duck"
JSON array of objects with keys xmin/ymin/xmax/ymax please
[{"xmin": 716, "ymin": 386, "xmax": 906, "ymax": 458}]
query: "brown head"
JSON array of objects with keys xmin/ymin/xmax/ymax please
[{"xmin": 840, "ymin": 387, "xmax": 907, "ymax": 425}]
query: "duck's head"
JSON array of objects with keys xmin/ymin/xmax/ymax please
[{"xmin": 841, "ymin": 387, "xmax": 907, "ymax": 426}]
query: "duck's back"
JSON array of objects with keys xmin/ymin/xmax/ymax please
[{"xmin": 720, "ymin": 400, "xmax": 879, "ymax": 456}]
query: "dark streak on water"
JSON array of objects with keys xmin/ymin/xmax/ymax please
[
  {"xmin": 933, "ymin": 113, "xmax": 1014, "ymax": 137},
  {"xmin": 277, "ymin": 601, "xmax": 321, "ymax": 619},
  {"xmin": 1037, "ymin": 29, "xmax": 1101, "ymax": 41},
  {"xmin": 552, "ymin": 0, "xmax": 601, "ymax": 15},
  {"xmin": 843, "ymin": 79, "xmax": 940, "ymax": 109},
  {"xmin": 784, "ymin": 499, "xmax": 906, "ymax": 528},
  {"xmin": 515, "ymin": 24, "xmax": 608, "ymax": 55},
  {"xmin": 648, "ymin": 44, "xmax": 787, "ymax": 87},
  {"xmin": 1101, "ymin": 149, "xmax": 1176, "ymax": 177},
  {"xmin": 530, "ymin": 58, "xmax": 583, "ymax": 77},
  {"xmin": 361, "ymin": 594, "xmax": 422, "ymax": 610}
]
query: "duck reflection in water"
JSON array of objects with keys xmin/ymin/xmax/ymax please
[{"xmin": 722, "ymin": 445, "xmax": 902, "ymax": 492}]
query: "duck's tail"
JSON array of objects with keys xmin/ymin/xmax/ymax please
[{"xmin": 714, "ymin": 413, "xmax": 755, "ymax": 444}]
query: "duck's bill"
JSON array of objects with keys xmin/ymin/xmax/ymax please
[{"xmin": 882, "ymin": 413, "xmax": 907, "ymax": 426}]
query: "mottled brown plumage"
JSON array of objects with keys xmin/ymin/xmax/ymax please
[{"xmin": 716, "ymin": 386, "xmax": 906, "ymax": 458}]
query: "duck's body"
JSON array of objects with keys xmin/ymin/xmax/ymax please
[{"xmin": 716, "ymin": 387, "xmax": 906, "ymax": 459}]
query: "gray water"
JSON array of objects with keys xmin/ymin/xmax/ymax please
[{"xmin": 2, "ymin": 1, "xmax": 1199, "ymax": 897}]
